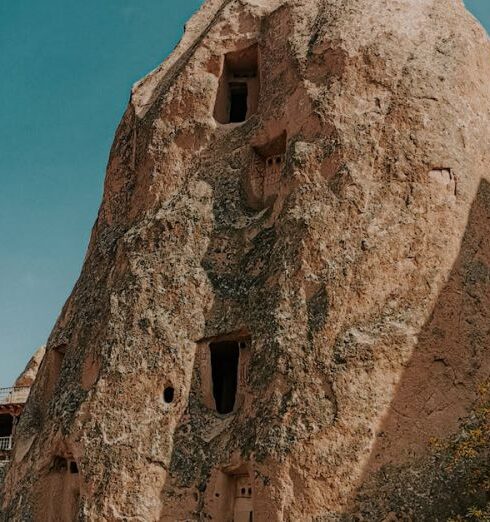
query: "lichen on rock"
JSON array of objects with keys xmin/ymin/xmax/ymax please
[{"xmin": 1, "ymin": 0, "xmax": 490, "ymax": 520}]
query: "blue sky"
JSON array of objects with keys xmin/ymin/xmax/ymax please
[
  {"xmin": 0, "ymin": 1, "xmax": 488, "ymax": 386},
  {"xmin": 0, "ymin": 0, "xmax": 201, "ymax": 385}
]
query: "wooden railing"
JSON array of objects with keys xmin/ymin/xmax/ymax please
[
  {"xmin": 0, "ymin": 436, "xmax": 12, "ymax": 451},
  {"xmin": 0, "ymin": 387, "xmax": 30, "ymax": 405}
]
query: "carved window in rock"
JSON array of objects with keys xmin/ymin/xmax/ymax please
[
  {"xmin": 38, "ymin": 456, "xmax": 80, "ymax": 522},
  {"xmin": 234, "ymin": 474, "xmax": 254, "ymax": 522},
  {"xmin": 210, "ymin": 341, "xmax": 239, "ymax": 414},
  {"xmin": 0, "ymin": 414, "xmax": 13, "ymax": 444},
  {"xmin": 199, "ymin": 335, "xmax": 250, "ymax": 415},
  {"xmin": 206, "ymin": 469, "xmax": 254, "ymax": 521},
  {"xmin": 52, "ymin": 345, "xmax": 66, "ymax": 378},
  {"xmin": 245, "ymin": 132, "xmax": 287, "ymax": 209},
  {"xmin": 428, "ymin": 168, "xmax": 457, "ymax": 196},
  {"xmin": 44, "ymin": 344, "xmax": 67, "ymax": 402},
  {"xmin": 214, "ymin": 44, "xmax": 260, "ymax": 124},
  {"xmin": 229, "ymin": 83, "xmax": 249, "ymax": 123},
  {"xmin": 163, "ymin": 386, "xmax": 175, "ymax": 404},
  {"xmin": 264, "ymin": 154, "xmax": 285, "ymax": 200}
]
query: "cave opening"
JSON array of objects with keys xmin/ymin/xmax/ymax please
[
  {"xmin": 163, "ymin": 386, "xmax": 175, "ymax": 404},
  {"xmin": 234, "ymin": 474, "xmax": 254, "ymax": 522},
  {"xmin": 213, "ymin": 44, "xmax": 259, "ymax": 124},
  {"xmin": 0, "ymin": 414, "xmax": 13, "ymax": 438},
  {"xmin": 40, "ymin": 456, "xmax": 81, "ymax": 522},
  {"xmin": 210, "ymin": 341, "xmax": 240, "ymax": 414},
  {"xmin": 229, "ymin": 83, "xmax": 249, "ymax": 123}
]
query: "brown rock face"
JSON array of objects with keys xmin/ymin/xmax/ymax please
[{"xmin": 2, "ymin": 0, "xmax": 489, "ymax": 520}]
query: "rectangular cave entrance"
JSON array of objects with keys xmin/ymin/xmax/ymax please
[
  {"xmin": 210, "ymin": 341, "xmax": 240, "ymax": 414},
  {"xmin": 38, "ymin": 455, "xmax": 80, "ymax": 522},
  {"xmin": 45, "ymin": 345, "xmax": 67, "ymax": 401},
  {"xmin": 0, "ymin": 414, "xmax": 13, "ymax": 438},
  {"xmin": 229, "ymin": 83, "xmax": 249, "ymax": 123},
  {"xmin": 205, "ymin": 468, "xmax": 254, "ymax": 521},
  {"xmin": 0, "ymin": 414, "xmax": 13, "ymax": 451},
  {"xmin": 234, "ymin": 474, "xmax": 253, "ymax": 522},
  {"xmin": 214, "ymin": 44, "xmax": 259, "ymax": 124},
  {"xmin": 245, "ymin": 131, "xmax": 288, "ymax": 209}
]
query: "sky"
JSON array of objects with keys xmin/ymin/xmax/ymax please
[
  {"xmin": 0, "ymin": 1, "xmax": 488, "ymax": 386},
  {"xmin": 0, "ymin": 0, "xmax": 202, "ymax": 385}
]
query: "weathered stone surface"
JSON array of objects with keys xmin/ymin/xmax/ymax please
[
  {"xmin": 2, "ymin": 0, "xmax": 489, "ymax": 520},
  {"xmin": 14, "ymin": 346, "xmax": 46, "ymax": 388}
]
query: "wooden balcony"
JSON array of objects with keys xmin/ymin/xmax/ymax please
[
  {"xmin": 0, "ymin": 387, "xmax": 30, "ymax": 417},
  {"xmin": 0, "ymin": 387, "xmax": 30, "ymax": 405}
]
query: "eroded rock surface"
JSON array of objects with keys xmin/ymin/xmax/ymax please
[
  {"xmin": 2, "ymin": 0, "xmax": 489, "ymax": 520},
  {"xmin": 14, "ymin": 346, "xmax": 46, "ymax": 388}
]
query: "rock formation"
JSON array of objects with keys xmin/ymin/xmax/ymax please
[
  {"xmin": 0, "ymin": 347, "xmax": 44, "ymax": 487},
  {"xmin": 1, "ymin": 0, "xmax": 489, "ymax": 520},
  {"xmin": 14, "ymin": 346, "xmax": 46, "ymax": 389}
]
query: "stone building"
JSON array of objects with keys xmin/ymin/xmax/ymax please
[
  {"xmin": 0, "ymin": 388, "xmax": 28, "ymax": 482},
  {"xmin": 0, "ymin": 347, "xmax": 45, "ymax": 484},
  {"xmin": 1, "ymin": 0, "xmax": 490, "ymax": 521}
]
